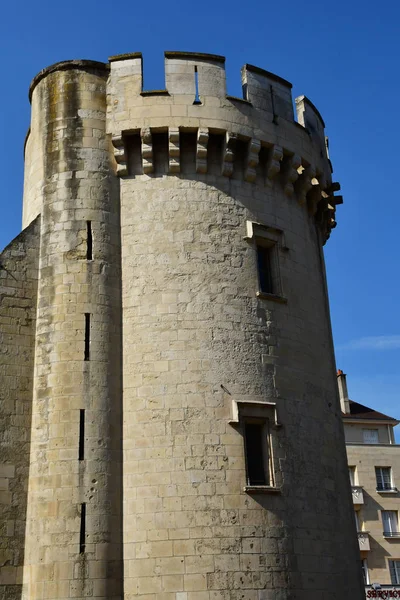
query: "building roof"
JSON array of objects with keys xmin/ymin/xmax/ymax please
[{"xmin": 342, "ymin": 400, "xmax": 399, "ymax": 423}]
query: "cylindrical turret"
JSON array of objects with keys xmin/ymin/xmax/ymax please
[
  {"xmin": 105, "ymin": 51, "xmax": 363, "ymax": 600},
  {"xmin": 22, "ymin": 62, "xmax": 123, "ymax": 599}
]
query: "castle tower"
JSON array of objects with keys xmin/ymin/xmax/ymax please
[{"xmin": 0, "ymin": 52, "xmax": 364, "ymax": 600}]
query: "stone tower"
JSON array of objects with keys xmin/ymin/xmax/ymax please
[{"xmin": 0, "ymin": 52, "xmax": 364, "ymax": 600}]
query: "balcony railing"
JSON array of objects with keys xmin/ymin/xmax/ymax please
[
  {"xmin": 383, "ymin": 531, "xmax": 400, "ymax": 538},
  {"xmin": 352, "ymin": 486, "xmax": 364, "ymax": 504},
  {"xmin": 358, "ymin": 532, "xmax": 370, "ymax": 551}
]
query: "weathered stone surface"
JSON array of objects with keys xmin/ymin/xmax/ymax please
[{"xmin": 0, "ymin": 52, "xmax": 363, "ymax": 600}]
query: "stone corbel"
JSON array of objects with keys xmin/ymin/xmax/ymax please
[
  {"xmin": 112, "ymin": 135, "xmax": 127, "ymax": 176},
  {"xmin": 222, "ymin": 132, "xmax": 237, "ymax": 177},
  {"xmin": 281, "ymin": 153, "xmax": 301, "ymax": 197},
  {"xmin": 141, "ymin": 128, "xmax": 153, "ymax": 174},
  {"xmin": 244, "ymin": 138, "xmax": 261, "ymax": 183},
  {"xmin": 196, "ymin": 129, "xmax": 209, "ymax": 174},
  {"xmin": 168, "ymin": 128, "xmax": 180, "ymax": 174},
  {"xmin": 296, "ymin": 164, "xmax": 316, "ymax": 205},
  {"xmin": 229, "ymin": 398, "xmax": 282, "ymax": 429},
  {"xmin": 265, "ymin": 144, "xmax": 283, "ymax": 183}
]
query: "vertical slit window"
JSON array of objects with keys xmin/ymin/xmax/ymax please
[
  {"xmin": 193, "ymin": 66, "xmax": 201, "ymax": 105},
  {"xmin": 86, "ymin": 221, "xmax": 93, "ymax": 260},
  {"xmin": 79, "ymin": 409, "xmax": 85, "ymax": 460},
  {"xmin": 79, "ymin": 503, "xmax": 86, "ymax": 554},
  {"xmin": 84, "ymin": 313, "xmax": 91, "ymax": 361},
  {"xmin": 244, "ymin": 422, "xmax": 269, "ymax": 486}
]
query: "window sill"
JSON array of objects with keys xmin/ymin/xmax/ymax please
[
  {"xmin": 244, "ymin": 485, "xmax": 281, "ymax": 495},
  {"xmin": 383, "ymin": 532, "xmax": 400, "ymax": 539},
  {"xmin": 376, "ymin": 488, "xmax": 398, "ymax": 494},
  {"xmin": 256, "ymin": 291, "xmax": 287, "ymax": 304}
]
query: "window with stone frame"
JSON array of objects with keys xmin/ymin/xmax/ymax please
[
  {"xmin": 229, "ymin": 398, "xmax": 281, "ymax": 493},
  {"xmin": 389, "ymin": 560, "xmax": 400, "ymax": 585},
  {"xmin": 244, "ymin": 221, "xmax": 286, "ymax": 301},
  {"xmin": 382, "ymin": 511, "xmax": 399, "ymax": 537},
  {"xmin": 375, "ymin": 467, "xmax": 393, "ymax": 491}
]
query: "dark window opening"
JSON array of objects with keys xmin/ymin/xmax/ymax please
[
  {"xmin": 79, "ymin": 503, "xmax": 86, "ymax": 554},
  {"xmin": 257, "ymin": 146, "xmax": 269, "ymax": 182},
  {"xmin": 244, "ymin": 422, "xmax": 269, "ymax": 486},
  {"xmin": 194, "ymin": 66, "xmax": 201, "ymax": 105},
  {"xmin": 86, "ymin": 221, "xmax": 93, "ymax": 260},
  {"xmin": 84, "ymin": 313, "xmax": 91, "ymax": 361},
  {"xmin": 257, "ymin": 245, "xmax": 274, "ymax": 294},
  {"xmin": 126, "ymin": 133, "xmax": 143, "ymax": 176},
  {"xmin": 79, "ymin": 409, "xmax": 85, "ymax": 461},
  {"xmin": 242, "ymin": 82, "xmax": 248, "ymax": 101},
  {"xmin": 232, "ymin": 139, "xmax": 247, "ymax": 180},
  {"xmin": 180, "ymin": 131, "xmax": 197, "ymax": 174},
  {"xmin": 152, "ymin": 131, "xmax": 169, "ymax": 175},
  {"xmin": 207, "ymin": 133, "xmax": 224, "ymax": 176}
]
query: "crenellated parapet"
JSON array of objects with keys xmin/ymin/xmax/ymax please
[
  {"xmin": 105, "ymin": 51, "xmax": 341, "ymax": 242},
  {"xmin": 25, "ymin": 52, "xmax": 341, "ymax": 243}
]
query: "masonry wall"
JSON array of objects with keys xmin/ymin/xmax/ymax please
[
  {"xmin": 7, "ymin": 52, "xmax": 365, "ymax": 600},
  {"xmin": 0, "ymin": 218, "xmax": 40, "ymax": 599},
  {"xmin": 347, "ymin": 444, "xmax": 400, "ymax": 585}
]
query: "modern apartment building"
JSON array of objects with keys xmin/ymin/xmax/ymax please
[{"xmin": 339, "ymin": 370, "xmax": 400, "ymax": 596}]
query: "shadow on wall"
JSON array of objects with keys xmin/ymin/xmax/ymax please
[{"xmin": 0, "ymin": 217, "xmax": 40, "ymax": 599}]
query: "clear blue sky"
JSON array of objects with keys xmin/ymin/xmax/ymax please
[{"xmin": 1, "ymin": 0, "xmax": 399, "ymax": 433}]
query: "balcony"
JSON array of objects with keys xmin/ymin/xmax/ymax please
[
  {"xmin": 358, "ymin": 532, "xmax": 370, "ymax": 551},
  {"xmin": 383, "ymin": 531, "xmax": 400, "ymax": 538},
  {"xmin": 352, "ymin": 486, "xmax": 364, "ymax": 505}
]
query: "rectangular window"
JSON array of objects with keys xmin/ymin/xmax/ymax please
[
  {"xmin": 257, "ymin": 245, "xmax": 274, "ymax": 294},
  {"xmin": 375, "ymin": 467, "xmax": 393, "ymax": 491},
  {"xmin": 361, "ymin": 559, "xmax": 369, "ymax": 585},
  {"xmin": 382, "ymin": 511, "xmax": 399, "ymax": 536},
  {"xmin": 389, "ymin": 560, "xmax": 400, "ymax": 585},
  {"xmin": 244, "ymin": 421, "xmax": 270, "ymax": 486},
  {"xmin": 349, "ymin": 466, "xmax": 356, "ymax": 486},
  {"xmin": 354, "ymin": 511, "xmax": 360, "ymax": 532},
  {"xmin": 363, "ymin": 429, "xmax": 379, "ymax": 444}
]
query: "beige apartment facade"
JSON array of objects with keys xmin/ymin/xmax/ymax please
[
  {"xmin": 339, "ymin": 370, "xmax": 400, "ymax": 597},
  {"xmin": 0, "ymin": 51, "xmax": 365, "ymax": 599}
]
